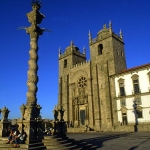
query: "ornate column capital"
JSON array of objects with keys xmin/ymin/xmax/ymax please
[{"xmin": 20, "ymin": 104, "xmax": 26, "ymax": 119}]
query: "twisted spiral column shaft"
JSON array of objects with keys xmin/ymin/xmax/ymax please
[
  {"xmin": 26, "ymin": 37, "xmax": 38, "ymax": 105},
  {"xmin": 22, "ymin": 2, "xmax": 44, "ymax": 119}
]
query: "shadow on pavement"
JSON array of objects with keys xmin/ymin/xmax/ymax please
[
  {"xmin": 128, "ymin": 137, "xmax": 150, "ymax": 150},
  {"xmin": 68, "ymin": 132, "xmax": 132, "ymax": 149}
]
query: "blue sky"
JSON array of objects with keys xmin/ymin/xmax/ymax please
[{"xmin": 0, "ymin": 0, "xmax": 150, "ymax": 119}]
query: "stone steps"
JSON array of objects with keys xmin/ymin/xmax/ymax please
[
  {"xmin": 0, "ymin": 137, "xmax": 46, "ymax": 150},
  {"xmin": 42, "ymin": 135, "xmax": 95, "ymax": 150},
  {"xmin": 0, "ymin": 144, "xmax": 46, "ymax": 150},
  {"xmin": 43, "ymin": 136, "xmax": 71, "ymax": 149},
  {"xmin": 0, "ymin": 135, "xmax": 96, "ymax": 150},
  {"xmin": 0, "ymin": 146, "xmax": 46, "ymax": 150}
]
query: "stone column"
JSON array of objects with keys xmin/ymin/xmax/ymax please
[
  {"xmin": 18, "ymin": 1, "xmax": 45, "ymax": 143},
  {"xmin": 53, "ymin": 107, "xmax": 66, "ymax": 138},
  {"xmin": 0, "ymin": 107, "xmax": 11, "ymax": 137},
  {"xmin": 20, "ymin": 104, "xmax": 26, "ymax": 120},
  {"xmin": 1, "ymin": 106, "xmax": 10, "ymax": 121},
  {"xmin": 24, "ymin": 2, "xmax": 45, "ymax": 119}
]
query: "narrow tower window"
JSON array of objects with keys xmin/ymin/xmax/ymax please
[
  {"xmin": 118, "ymin": 78, "xmax": 125, "ymax": 96},
  {"xmin": 64, "ymin": 59, "xmax": 67, "ymax": 68},
  {"xmin": 98, "ymin": 44, "xmax": 103, "ymax": 55},
  {"xmin": 136, "ymin": 109, "xmax": 143, "ymax": 118},
  {"xmin": 120, "ymin": 107, "xmax": 128, "ymax": 125},
  {"xmin": 120, "ymin": 83, "xmax": 125, "ymax": 96},
  {"xmin": 131, "ymin": 74, "xmax": 140, "ymax": 94},
  {"xmin": 133, "ymin": 79, "xmax": 140, "ymax": 94}
]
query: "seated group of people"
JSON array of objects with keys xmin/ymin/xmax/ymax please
[
  {"xmin": 44, "ymin": 127, "xmax": 54, "ymax": 135},
  {"xmin": 5, "ymin": 129, "xmax": 25, "ymax": 148}
]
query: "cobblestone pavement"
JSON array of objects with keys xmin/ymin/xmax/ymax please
[{"xmin": 67, "ymin": 132, "xmax": 150, "ymax": 150}]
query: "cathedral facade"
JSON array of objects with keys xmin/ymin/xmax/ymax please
[{"xmin": 57, "ymin": 23, "xmax": 150, "ymax": 132}]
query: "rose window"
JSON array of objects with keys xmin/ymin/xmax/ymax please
[{"xmin": 78, "ymin": 76, "xmax": 87, "ymax": 88}]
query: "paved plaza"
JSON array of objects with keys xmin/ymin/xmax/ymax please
[{"xmin": 67, "ymin": 132, "xmax": 150, "ymax": 150}]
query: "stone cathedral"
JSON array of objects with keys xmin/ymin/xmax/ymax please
[{"xmin": 57, "ymin": 22, "xmax": 127, "ymax": 131}]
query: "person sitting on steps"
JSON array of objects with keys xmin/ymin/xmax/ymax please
[
  {"xmin": 5, "ymin": 129, "xmax": 15, "ymax": 144},
  {"xmin": 13, "ymin": 130, "xmax": 25, "ymax": 148}
]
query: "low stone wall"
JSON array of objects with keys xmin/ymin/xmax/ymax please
[
  {"xmin": 67, "ymin": 124, "xmax": 150, "ymax": 133},
  {"xmin": 113, "ymin": 125, "xmax": 134, "ymax": 132},
  {"xmin": 67, "ymin": 127, "xmax": 86, "ymax": 133},
  {"xmin": 138, "ymin": 124, "xmax": 150, "ymax": 131},
  {"xmin": 113, "ymin": 124, "xmax": 150, "ymax": 132}
]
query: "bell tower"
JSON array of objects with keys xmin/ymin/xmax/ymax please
[
  {"xmin": 89, "ymin": 22, "xmax": 127, "ymax": 130},
  {"xmin": 58, "ymin": 41, "xmax": 86, "ymax": 121}
]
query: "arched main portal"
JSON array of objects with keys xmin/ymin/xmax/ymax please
[{"xmin": 72, "ymin": 76, "xmax": 89, "ymax": 127}]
